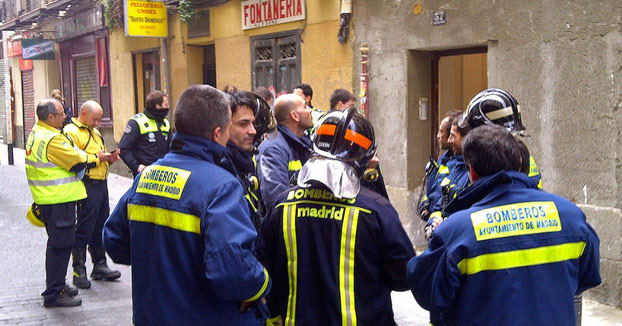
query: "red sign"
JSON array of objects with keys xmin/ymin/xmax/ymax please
[
  {"xmin": 7, "ymin": 40, "xmax": 22, "ymax": 57},
  {"xmin": 19, "ymin": 57, "xmax": 33, "ymax": 71},
  {"xmin": 242, "ymin": 0, "xmax": 305, "ymax": 30}
]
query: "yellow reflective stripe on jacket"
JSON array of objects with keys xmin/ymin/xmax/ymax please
[
  {"xmin": 25, "ymin": 160, "xmax": 56, "ymax": 168},
  {"xmin": 127, "ymin": 204, "xmax": 201, "ymax": 234},
  {"xmin": 288, "ymin": 160, "xmax": 302, "ymax": 171},
  {"xmin": 132, "ymin": 113, "xmax": 171, "ymax": 135},
  {"xmin": 28, "ymin": 175, "xmax": 81, "ymax": 187},
  {"xmin": 282, "ymin": 204, "xmax": 298, "ymax": 326},
  {"xmin": 244, "ymin": 267, "xmax": 270, "ymax": 302},
  {"xmin": 437, "ymin": 165, "xmax": 450, "ymax": 175},
  {"xmin": 339, "ymin": 207, "xmax": 360, "ymax": 326},
  {"xmin": 457, "ymin": 242, "xmax": 586, "ymax": 276},
  {"xmin": 528, "ymin": 156, "xmax": 539, "ymax": 177}
]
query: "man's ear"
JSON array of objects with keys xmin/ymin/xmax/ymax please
[
  {"xmin": 211, "ymin": 126, "xmax": 222, "ymax": 143},
  {"xmin": 290, "ymin": 110, "xmax": 300, "ymax": 123},
  {"xmin": 468, "ymin": 165, "xmax": 480, "ymax": 183}
]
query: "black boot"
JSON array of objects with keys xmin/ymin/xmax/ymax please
[
  {"xmin": 63, "ymin": 283, "xmax": 79, "ymax": 297},
  {"xmin": 44, "ymin": 289, "xmax": 82, "ymax": 308},
  {"xmin": 72, "ymin": 248, "xmax": 91, "ymax": 289},
  {"xmin": 89, "ymin": 247, "xmax": 121, "ymax": 281}
]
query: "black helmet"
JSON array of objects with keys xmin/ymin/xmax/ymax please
[
  {"xmin": 459, "ymin": 88, "xmax": 526, "ymax": 134},
  {"xmin": 251, "ymin": 93, "xmax": 276, "ymax": 143},
  {"xmin": 312, "ymin": 107, "xmax": 376, "ymax": 174}
]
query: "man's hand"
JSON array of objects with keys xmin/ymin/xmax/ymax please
[
  {"xmin": 137, "ymin": 164, "xmax": 146, "ymax": 173},
  {"xmin": 431, "ymin": 216, "xmax": 444, "ymax": 230},
  {"xmin": 97, "ymin": 151, "xmax": 115, "ymax": 163}
]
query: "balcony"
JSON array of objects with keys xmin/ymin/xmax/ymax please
[{"xmin": 0, "ymin": 0, "xmax": 77, "ymax": 31}]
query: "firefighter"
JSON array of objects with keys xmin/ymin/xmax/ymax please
[
  {"xmin": 104, "ymin": 85, "xmax": 270, "ymax": 325},
  {"xmin": 257, "ymin": 108, "xmax": 415, "ymax": 325},
  {"xmin": 408, "ymin": 125, "xmax": 601, "ymax": 326},
  {"xmin": 224, "ymin": 89, "xmax": 275, "ymax": 230}
]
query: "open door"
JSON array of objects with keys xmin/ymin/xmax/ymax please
[{"xmin": 430, "ymin": 47, "xmax": 487, "ymax": 158}]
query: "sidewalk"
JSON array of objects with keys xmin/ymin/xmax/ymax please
[{"xmin": 1, "ymin": 143, "xmax": 622, "ymax": 325}]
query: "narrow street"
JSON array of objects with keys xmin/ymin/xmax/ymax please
[{"xmin": 1, "ymin": 144, "xmax": 621, "ymax": 325}]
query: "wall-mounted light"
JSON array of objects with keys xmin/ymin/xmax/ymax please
[{"xmin": 419, "ymin": 97, "xmax": 429, "ymax": 120}]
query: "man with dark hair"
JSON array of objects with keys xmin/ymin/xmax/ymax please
[
  {"xmin": 257, "ymin": 93, "xmax": 313, "ymax": 209},
  {"xmin": 294, "ymin": 83, "xmax": 325, "ymax": 133},
  {"xmin": 119, "ymin": 90, "xmax": 171, "ymax": 177},
  {"xmin": 408, "ymin": 125, "xmax": 601, "ymax": 326},
  {"xmin": 63, "ymin": 100, "xmax": 121, "ymax": 290},
  {"xmin": 328, "ymin": 88, "xmax": 356, "ymax": 113},
  {"xmin": 104, "ymin": 85, "xmax": 270, "ymax": 325},
  {"xmin": 26, "ymin": 99, "xmax": 113, "ymax": 307}
]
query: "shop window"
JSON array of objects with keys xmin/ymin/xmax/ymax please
[{"xmin": 251, "ymin": 31, "xmax": 301, "ymax": 95}]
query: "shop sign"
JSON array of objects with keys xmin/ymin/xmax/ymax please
[
  {"xmin": 22, "ymin": 39, "xmax": 55, "ymax": 60},
  {"xmin": 19, "ymin": 57, "xmax": 33, "ymax": 71},
  {"xmin": 7, "ymin": 39, "xmax": 22, "ymax": 57},
  {"xmin": 55, "ymin": 6, "xmax": 105, "ymax": 42},
  {"xmin": 125, "ymin": 0, "xmax": 168, "ymax": 38},
  {"xmin": 242, "ymin": 0, "xmax": 306, "ymax": 30}
]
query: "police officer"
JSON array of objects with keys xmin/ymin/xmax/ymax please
[
  {"xmin": 225, "ymin": 89, "xmax": 274, "ymax": 230},
  {"xmin": 459, "ymin": 88, "xmax": 542, "ymax": 188},
  {"xmin": 63, "ymin": 100, "xmax": 121, "ymax": 289},
  {"xmin": 257, "ymin": 93, "xmax": 313, "ymax": 209},
  {"xmin": 104, "ymin": 85, "xmax": 270, "ymax": 325},
  {"xmin": 407, "ymin": 125, "xmax": 601, "ymax": 326},
  {"xmin": 25, "ymin": 99, "xmax": 112, "ymax": 307},
  {"xmin": 257, "ymin": 108, "xmax": 415, "ymax": 325},
  {"xmin": 119, "ymin": 90, "xmax": 171, "ymax": 177}
]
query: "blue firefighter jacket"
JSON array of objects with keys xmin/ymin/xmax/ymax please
[
  {"xmin": 103, "ymin": 133, "xmax": 271, "ymax": 326},
  {"xmin": 257, "ymin": 124, "xmax": 312, "ymax": 209},
  {"xmin": 419, "ymin": 151, "xmax": 453, "ymax": 215},
  {"xmin": 407, "ymin": 171, "xmax": 601, "ymax": 326},
  {"xmin": 428, "ymin": 155, "xmax": 470, "ymax": 221},
  {"xmin": 257, "ymin": 184, "xmax": 415, "ymax": 326}
]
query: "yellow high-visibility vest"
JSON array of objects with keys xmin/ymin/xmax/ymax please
[{"xmin": 25, "ymin": 124, "xmax": 86, "ymax": 205}]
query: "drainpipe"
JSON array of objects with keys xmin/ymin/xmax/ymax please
[
  {"xmin": 160, "ymin": 7, "xmax": 172, "ymax": 122},
  {"xmin": 360, "ymin": 42, "xmax": 369, "ymax": 119},
  {"xmin": 338, "ymin": 0, "xmax": 352, "ymax": 43}
]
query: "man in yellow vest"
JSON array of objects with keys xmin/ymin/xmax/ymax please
[
  {"xmin": 63, "ymin": 100, "xmax": 121, "ymax": 290},
  {"xmin": 119, "ymin": 90, "xmax": 171, "ymax": 177},
  {"xmin": 25, "ymin": 99, "xmax": 114, "ymax": 308}
]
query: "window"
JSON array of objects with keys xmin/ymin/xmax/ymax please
[{"xmin": 251, "ymin": 30, "xmax": 301, "ymax": 95}]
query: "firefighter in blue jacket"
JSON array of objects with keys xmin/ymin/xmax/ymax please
[
  {"xmin": 104, "ymin": 85, "xmax": 270, "ymax": 325},
  {"xmin": 407, "ymin": 125, "xmax": 601, "ymax": 326},
  {"xmin": 418, "ymin": 111, "xmax": 461, "ymax": 221},
  {"xmin": 257, "ymin": 108, "xmax": 415, "ymax": 326},
  {"xmin": 257, "ymin": 93, "xmax": 313, "ymax": 209}
]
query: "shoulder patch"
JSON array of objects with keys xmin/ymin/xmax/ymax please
[{"xmin": 124, "ymin": 124, "xmax": 132, "ymax": 134}]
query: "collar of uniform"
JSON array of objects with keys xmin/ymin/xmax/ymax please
[
  {"xmin": 37, "ymin": 120, "xmax": 61, "ymax": 133},
  {"xmin": 276, "ymin": 124, "xmax": 312, "ymax": 150},
  {"xmin": 170, "ymin": 132, "xmax": 227, "ymax": 164},
  {"xmin": 71, "ymin": 117, "xmax": 89, "ymax": 129},
  {"xmin": 438, "ymin": 150, "xmax": 454, "ymax": 165},
  {"xmin": 444, "ymin": 170, "xmax": 537, "ymax": 216},
  {"xmin": 226, "ymin": 141, "xmax": 254, "ymax": 174}
]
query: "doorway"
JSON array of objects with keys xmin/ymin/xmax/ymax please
[
  {"xmin": 133, "ymin": 50, "xmax": 161, "ymax": 113},
  {"xmin": 430, "ymin": 47, "xmax": 487, "ymax": 158}
]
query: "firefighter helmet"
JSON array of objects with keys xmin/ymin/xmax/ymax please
[
  {"xmin": 27, "ymin": 202, "xmax": 44, "ymax": 227},
  {"xmin": 251, "ymin": 93, "xmax": 276, "ymax": 144},
  {"xmin": 312, "ymin": 107, "xmax": 377, "ymax": 174},
  {"xmin": 459, "ymin": 88, "xmax": 526, "ymax": 134}
]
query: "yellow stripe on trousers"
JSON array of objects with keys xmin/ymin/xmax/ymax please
[
  {"xmin": 283, "ymin": 204, "xmax": 298, "ymax": 326},
  {"xmin": 339, "ymin": 207, "xmax": 360, "ymax": 326}
]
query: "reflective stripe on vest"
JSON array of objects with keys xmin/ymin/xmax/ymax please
[
  {"xmin": 288, "ymin": 160, "xmax": 302, "ymax": 171},
  {"xmin": 131, "ymin": 113, "xmax": 171, "ymax": 135},
  {"xmin": 25, "ymin": 124, "xmax": 86, "ymax": 205}
]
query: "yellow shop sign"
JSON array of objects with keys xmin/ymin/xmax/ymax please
[{"xmin": 125, "ymin": 0, "xmax": 168, "ymax": 37}]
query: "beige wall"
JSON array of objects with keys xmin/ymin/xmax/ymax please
[{"xmin": 32, "ymin": 54, "xmax": 61, "ymax": 106}]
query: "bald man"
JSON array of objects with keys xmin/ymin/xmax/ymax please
[
  {"xmin": 63, "ymin": 101, "xmax": 121, "ymax": 290},
  {"xmin": 257, "ymin": 93, "xmax": 313, "ymax": 209}
]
